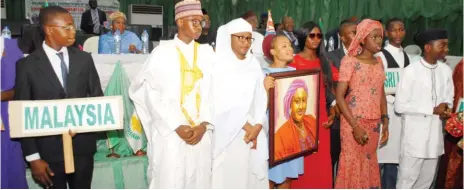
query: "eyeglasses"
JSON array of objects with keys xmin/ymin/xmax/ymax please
[
  {"xmin": 232, "ymin": 35, "xmax": 255, "ymax": 43},
  {"xmin": 188, "ymin": 19, "xmax": 206, "ymax": 28},
  {"xmin": 47, "ymin": 24, "xmax": 76, "ymax": 31},
  {"xmin": 308, "ymin": 33, "xmax": 323, "ymax": 39}
]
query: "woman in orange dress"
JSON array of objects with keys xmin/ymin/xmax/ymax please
[
  {"xmin": 288, "ymin": 21, "xmax": 333, "ymax": 189},
  {"xmin": 334, "ymin": 19, "xmax": 388, "ymax": 189}
]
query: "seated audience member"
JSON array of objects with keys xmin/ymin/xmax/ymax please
[{"xmin": 98, "ymin": 11, "xmax": 142, "ymax": 54}]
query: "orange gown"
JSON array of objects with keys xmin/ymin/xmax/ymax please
[{"xmin": 274, "ymin": 115, "xmax": 317, "ymax": 161}]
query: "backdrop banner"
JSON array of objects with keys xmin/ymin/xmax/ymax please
[{"xmin": 24, "ymin": 0, "xmax": 119, "ymax": 30}]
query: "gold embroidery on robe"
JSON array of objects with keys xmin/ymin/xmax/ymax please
[{"xmin": 177, "ymin": 43, "xmax": 203, "ymax": 127}]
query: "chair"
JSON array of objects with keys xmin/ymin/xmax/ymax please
[{"xmin": 83, "ymin": 36, "xmax": 100, "ymax": 54}]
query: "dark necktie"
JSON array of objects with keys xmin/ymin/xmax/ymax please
[{"xmin": 56, "ymin": 52, "xmax": 68, "ymax": 92}]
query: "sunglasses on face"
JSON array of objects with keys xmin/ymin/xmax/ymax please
[
  {"xmin": 308, "ymin": 33, "xmax": 323, "ymax": 39},
  {"xmin": 232, "ymin": 35, "xmax": 255, "ymax": 43}
]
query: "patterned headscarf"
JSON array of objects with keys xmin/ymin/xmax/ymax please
[
  {"xmin": 347, "ymin": 18, "xmax": 383, "ymax": 56},
  {"xmin": 283, "ymin": 79, "xmax": 309, "ymax": 119}
]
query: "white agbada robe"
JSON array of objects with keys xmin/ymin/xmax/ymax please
[
  {"xmin": 375, "ymin": 44, "xmax": 412, "ymax": 164},
  {"xmin": 129, "ymin": 36, "xmax": 215, "ymax": 189},
  {"xmin": 211, "ymin": 18, "xmax": 269, "ymax": 189},
  {"xmin": 394, "ymin": 58, "xmax": 454, "ymax": 189}
]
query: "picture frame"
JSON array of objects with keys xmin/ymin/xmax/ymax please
[{"xmin": 268, "ymin": 69, "xmax": 321, "ymax": 167}]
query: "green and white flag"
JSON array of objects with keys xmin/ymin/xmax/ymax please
[{"xmin": 97, "ymin": 62, "xmax": 146, "ymax": 157}]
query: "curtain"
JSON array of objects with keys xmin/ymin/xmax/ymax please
[
  {"xmin": 5, "ymin": 0, "xmax": 462, "ymax": 55},
  {"xmin": 5, "ymin": 0, "xmax": 25, "ymax": 21}
]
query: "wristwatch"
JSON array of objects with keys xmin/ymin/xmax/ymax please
[{"xmin": 381, "ymin": 114, "xmax": 389, "ymax": 120}]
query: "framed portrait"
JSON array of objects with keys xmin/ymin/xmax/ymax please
[{"xmin": 268, "ymin": 69, "xmax": 321, "ymax": 167}]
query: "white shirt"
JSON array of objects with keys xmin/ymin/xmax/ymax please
[
  {"xmin": 25, "ymin": 42, "xmax": 70, "ymax": 162},
  {"xmin": 395, "ymin": 58, "xmax": 454, "ymax": 158},
  {"xmin": 342, "ymin": 43, "xmax": 348, "ymax": 55},
  {"xmin": 174, "ymin": 35, "xmax": 194, "ymax": 67}
]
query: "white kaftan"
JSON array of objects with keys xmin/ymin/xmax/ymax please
[
  {"xmin": 129, "ymin": 36, "xmax": 215, "ymax": 189},
  {"xmin": 394, "ymin": 58, "xmax": 454, "ymax": 189},
  {"xmin": 211, "ymin": 18, "xmax": 269, "ymax": 189}
]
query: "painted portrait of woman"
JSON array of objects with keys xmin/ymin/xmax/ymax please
[{"xmin": 274, "ymin": 78, "xmax": 318, "ymax": 161}]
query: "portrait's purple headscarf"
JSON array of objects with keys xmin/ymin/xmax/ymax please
[{"xmin": 283, "ymin": 79, "xmax": 309, "ymax": 119}]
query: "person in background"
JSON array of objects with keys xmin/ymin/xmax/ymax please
[
  {"xmin": 1, "ymin": 37, "xmax": 28, "ymax": 189},
  {"xmin": 80, "ymin": 0, "xmax": 107, "ymax": 35},
  {"xmin": 242, "ymin": 10, "xmax": 265, "ymax": 57},
  {"xmin": 278, "ymin": 16, "xmax": 299, "ymax": 53},
  {"xmin": 98, "ymin": 11, "xmax": 142, "ymax": 54},
  {"xmin": 262, "ymin": 34, "xmax": 305, "ymax": 189},
  {"xmin": 275, "ymin": 23, "xmax": 283, "ymax": 33},
  {"xmin": 257, "ymin": 12, "xmax": 268, "ymax": 35},
  {"xmin": 325, "ymin": 16, "xmax": 357, "ymax": 52},
  {"xmin": 395, "ymin": 29, "xmax": 454, "ymax": 189},
  {"xmin": 335, "ymin": 19, "xmax": 388, "ymax": 188},
  {"xmin": 15, "ymin": 6, "xmax": 103, "ymax": 188},
  {"xmin": 374, "ymin": 18, "xmax": 410, "ymax": 189},
  {"xmin": 211, "ymin": 18, "xmax": 268, "ymax": 189},
  {"xmin": 287, "ymin": 21, "xmax": 333, "ymax": 189},
  {"xmin": 436, "ymin": 58, "xmax": 463, "ymax": 189},
  {"xmin": 325, "ymin": 19, "xmax": 356, "ymax": 185},
  {"xmin": 195, "ymin": 9, "xmax": 216, "ymax": 48},
  {"xmin": 129, "ymin": 0, "xmax": 215, "ymax": 188}
]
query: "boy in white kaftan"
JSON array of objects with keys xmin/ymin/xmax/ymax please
[
  {"xmin": 395, "ymin": 29, "xmax": 454, "ymax": 189},
  {"xmin": 211, "ymin": 18, "xmax": 269, "ymax": 188},
  {"xmin": 128, "ymin": 0, "xmax": 215, "ymax": 188}
]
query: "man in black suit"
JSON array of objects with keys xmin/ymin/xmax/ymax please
[
  {"xmin": 325, "ymin": 20, "xmax": 357, "ymax": 185},
  {"xmin": 15, "ymin": 6, "xmax": 103, "ymax": 189},
  {"xmin": 277, "ymin": 16, "xmax": 300, "ymax": 53},
  {"xmin": 80, "ymin": 0, "xmax": 107, "ymax": 35},
  {"xmin": 325, "ymin": 16, "xmax": 357, "ymax": 52}
]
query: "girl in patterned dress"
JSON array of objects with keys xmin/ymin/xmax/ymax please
[{"xmin": 334, "ymin": 19, "xmax": 389, "ymax": 189}]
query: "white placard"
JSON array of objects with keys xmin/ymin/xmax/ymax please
[
  {"xmin": 384, "ymin": 68, "xmax": 402, "ymax": 95},
  {"xmin": 9, "ymin": 96, "xmax": 123, "ymax": 138}
]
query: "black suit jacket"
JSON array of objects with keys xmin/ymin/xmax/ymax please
[
  {"xmin": 80, "ymin": 8, "xmax": 107, "ymax": 35},
  {"xmin": 325, "ymin": 28, "xmax": 340, "ymax": 52},
  {"xmin": 15, "ymin": 47, "xmax": 103, "ymax": 163}
]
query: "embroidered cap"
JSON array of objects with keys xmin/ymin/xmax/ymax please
[{"xmin": 175, "ymin": 0, "xmax": 203, "ymax": 20}]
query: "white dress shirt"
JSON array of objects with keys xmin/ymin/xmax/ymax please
[{"xmin": 25, "ymin": 42, "xmax": 69, "ymax": 162}]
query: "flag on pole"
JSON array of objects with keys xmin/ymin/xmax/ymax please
[
  {"xmin": 100, "ymin": 62, "xmax": 146, "ymax": 156},
  {"xmin": 265, "ymin": 10, "xmax": 275, "ymax": 36}
]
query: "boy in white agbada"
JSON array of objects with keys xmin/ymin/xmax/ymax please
[
  {"xmin": 211, "ymin": 18, "xmax": 269, "ymax": 188},
  {"xmin": 395, "ymin": 29, "xmax": 454, "ymax": 189},
  {"xmin": 375, "ymin": 18, "xmax": 411, "ymax": 189},
  {"xmin": 128, "ymin": 0, "xmax": 215, "ymax": 188}
]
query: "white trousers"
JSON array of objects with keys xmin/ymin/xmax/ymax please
[
  {"xmin": 396, "ymin": 154, "xmax": 438, "ymax": 189},
  {"xmin": 147, "ymin": 130, "xmax": 212, "ymax": 189},
  {"xmin": 212, "ymin": 130, "xmax": 269, "ymax": 189}
]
